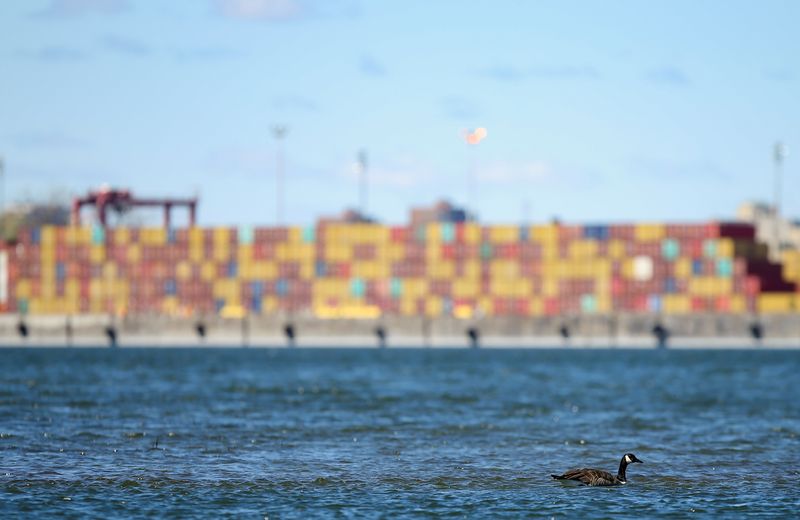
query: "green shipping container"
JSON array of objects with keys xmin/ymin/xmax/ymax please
[{"xmin": 661, "ymin": 239, "xmax": 680, "ymax": 260}]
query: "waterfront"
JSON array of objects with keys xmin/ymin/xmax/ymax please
[{"xmin": 1, "ymin": 348, "xmax": 799, "ymax": 517}]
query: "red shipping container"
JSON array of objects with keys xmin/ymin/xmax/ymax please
[
  {"xmin": 441, "ymin": 244, "xmax": 455, "ymax": 260},
  {"xmin": 560, "ymin": 226, "xmax": 582, "ymax": 240},
  {"xmin": 513, "ymin": 298, "xmax": 529, "ymax": 315},
  {"xmin": 455, "ymin": 223, "xmax": 466, "ymax": 243},
  {"xmin": 390, "ymin": 226, "xmax": 408, "ymax": 243},
  {"xmin": 609, "ymin": 225, "xmax": 635, "ymax": 240},
  {"xmin": 544, "ymin": 297, "xmax": 560, "ymax": 316}
]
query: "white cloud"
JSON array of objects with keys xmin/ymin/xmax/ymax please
[
  {"xmin": 213, "ymin": 0, "xmax": 304, "ymax": 21},
  {"xmin": 35, "ymin": 0, "xmax": 129, "ymax": 17}
]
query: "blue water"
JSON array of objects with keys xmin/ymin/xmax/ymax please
[{"xmin": 1, "ymin": 348, "xmax": 799, "ymax": 518}]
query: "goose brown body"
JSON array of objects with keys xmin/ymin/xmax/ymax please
[{"xmin": 551, "ymin": 453, "xmax": 643, "ymax": 486}]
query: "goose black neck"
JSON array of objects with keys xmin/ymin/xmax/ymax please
[{"xmin": 617, "ymin": 457, "xmax": 628, "ymax": 481}]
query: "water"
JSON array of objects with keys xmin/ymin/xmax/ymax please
[{"xmin": 1, "ymin": 347, "xmax": 798, "ymax": 518}]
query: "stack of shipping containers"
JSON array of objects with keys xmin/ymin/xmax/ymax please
[{"xmin": 4, "ymin": 219, "xmax": 798, "ymax": 318}]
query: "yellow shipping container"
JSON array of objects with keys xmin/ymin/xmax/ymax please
[
  {"xmin": 213, "ymin": 244, "xmax": 230, "ymax": 262},
  {"xmin": 40, "ymin": 280, "xmax": 56, "ymax": 301},
  {"xmin": 595, "ymin": 294, "xmax": 612, "ymax": 313},
  {"xmin": 541, "ymin": 243, "xmax": 559, "ymax": 261},
  {"xmin": 237, "ymin": 244, "xmax": 254, "ymax": 262},
  {"xmin": 300, "ymin": 261, "xmax": 314, "ymax": 279},
  {"xmin": 201, "ymin": 261, "xmax": 217, "ymax": 281},
  {"xmin": 387, "ymin": 243, "xmax": 405, "ymax": 261},
  {"xmin": 758, "ymin": 293, "xmax": 798, "ymax": 313},
  {"xmin": 542, "ymin": 278, "xmax": 558, "ymax": 297},
  {"xmin": 729, "ymin": 295, "xmax": 747, "ymax": 313},
  {"xmin": 288, "ymin": 227, "xmax": 302, "ymax": 243},
  {"xmin": 634, "ymin": 223, "xmax": 665, "ymax": 242},
  {"xmin": 253, "ymin": 262, "xmax": 278, "ymax": 279},
  {"xmin": 490, "ymin": 260, "xmax": 518, "ymax": 279},
  {"xmin": 124, "ymin": 244, "xmax": 139, "ymax": 263},
  {"xmin": 674, "ymin": 257, "xmax": 691, "ymax": 279},
  {"xmin": 41, "ymin": 226, "xmax": 56, "ymax": 246},
  {"xmin": 490, "ymin": 279, "xmax": 530, "ymax": 297},
  {"xmin": 781, "ymin": 250, "xmax": 800, "ymax": 282},
  {"xmin": 532, "ymin": 224, "xmax": 559, "ymax": 242},
  {"xmin": 425, "ymin": 296, "xmax": 442, "ymax": 317},
  {"xmin": 162, "ymin": 296, "xmax": 179, "ymax": 315},
  {"xmin": 400, "ymin": 297, "xmax": 417, "ymax": 316},
  {"xmin": 176, "ymin": 261, "xmax": 192, "ymax": 280},
  {"xmin": 403, "ymin": 279, "xmax": 428, "ymax": 298},
  {"xmin": 103, "ymin": 262, "xmax": 117, "ymax": 279},
  {"xmin": 463, "ymin": 260, "xmax": 481, "ymax": 279},
  {"xmin": 426, "ymin": 223, "xmax": 442, "ymax": 244},
  {"xmin": 65, "ymin": 227, "xmax": 91, "ymax": 245},
  {"xmin": 142, "ymin": 228, "xmax": 167, "ymax": 246},
  {"xmin": 262, "ymin": 296, "xmax": 278, "ymax": 313},
  {"xmin": 569, "ymin": 240, "xmax": 598, "ymax": 259},
  {"xmin": 314, "ymin": 279, "xmax": 349, "ymax": 298},
  {"xmin": 608, "ymin": 239, "xmax": 626, "ymax": 259},
  {"xmin": 65, "ymin": 279, "xmax": 79, "ymax": 298},
  {"xmin": 325, "ymin": 244, "xmax": 351, "ymax": 262},
  {"xmin": 463, "ymin": 223, "xmax": 481, "ymax": 244},
  {"xmin": 528, "ymin": 297, "xmax": 544, "ymax": 316},
  {"xmin": 428, "ymin": 261, "xmax": 455, "ymax": 279},
  {"xmin": 663, "ymin": 295, "xmax": 691, "ymax": 314},
  {"xmin": 213, "ymin": 279, "xmax": 240, "ymax": 301},
  {"xmin": 453, "ymin": 304, "xmax": 473, "ymax": 319},
  {"xmin": 478, "ymin": 296, "xmax": 494, "ymax": 316},
  {"xmin": 717, "ymin": 238, "xmax": 734, "ymax": 258},
  {"xmin": 489, "ymin": 225, "xmax": 518, "ymax": 243},
  {"xmin": 89, "ymin": 279, "xmax": 103, "ymax": 299},
  {"xmin": 453, "ymin": 279, "xmax": 479, "ymax": 298},
  {"xmin": 688, "ymin": 277, "xmax": 732, "ymax": 296},
  {"xmin": 353, "ymin": 261, "xmax": 389, "ymax": 279},
  {"xmin": 90, "ymin": 245, "xmax": 105, "ymax": 263},
  {"xmin": 114, "ymin": 228, "xmax": 130, "ymax": 245}
]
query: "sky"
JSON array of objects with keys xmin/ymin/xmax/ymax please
[{"xmin": 1, "ymin": 0, "xmax": 798, "ymax": 227}]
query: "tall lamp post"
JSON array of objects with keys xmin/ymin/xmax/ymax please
[
  {"xmin": 773, "ymin": 141, "xmax": 789, "ymax": 259},
  {"xmin": 462, "ymin": 127, "xmax": 487, "ymax": 219},
  {"xmin": 357, "ymin": 149, "xmax": 368, "ymax": 215},
  {"xmin": 0, "ymin": 156, "xmax": 5, "ymax": 219},
  {"xmin": 272, "ymin": 125, "xmax": 288, "ymax": 225}
]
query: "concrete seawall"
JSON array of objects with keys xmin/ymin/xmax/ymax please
[{"xmin": 1, "ymin": 313, "xmax": 799, "ymax": 348}]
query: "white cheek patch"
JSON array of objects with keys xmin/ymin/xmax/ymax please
[{"xmin": 625, "ymin": 455, "xmax": 632, "ymax": 463}]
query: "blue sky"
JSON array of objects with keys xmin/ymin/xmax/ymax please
[{"xmin": 1, "ymin": 0, "xmax": 798, "ymax": 226}]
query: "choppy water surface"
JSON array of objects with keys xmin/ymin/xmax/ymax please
[{"xmin": 1, "ymin": 347, "xmax": 799, "ymax": 518}]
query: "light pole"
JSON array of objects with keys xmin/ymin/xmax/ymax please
[
  {"xmin": 272, "ymin": 125, "xmax": 288, "ymax": 225},
  {"xmin": 357, "ymin": 149, "xmax": 368, "ymax": 215},
  {"xmin": 773, "ymin": 141, "xmax": 789, "ymax": 259},
  {"xmin": 0, "ymin": 156, "xmax": 5, "ymax": 218},
  {"xmin": 462, "ymin": 127, "xmax": 487, "ymax": 219}
]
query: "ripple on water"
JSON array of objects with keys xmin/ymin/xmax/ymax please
[{"xmin": 0, "ymin": 348, "xmax": 798, "ymax": 518}]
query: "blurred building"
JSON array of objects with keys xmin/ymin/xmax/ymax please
[
  {"xmin": 410, "ymin": 200, "xmax": 472, "ymax": 227},
  {"xmin": 737, "ymin": 201, "xmax": 800, "ymax": 255},
  {"xmin": 0, "ymin": 202, "xmax": 70, "ymax": 242}
]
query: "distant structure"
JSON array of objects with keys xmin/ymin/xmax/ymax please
[
  {"xmin": 317, "ymin": 208, "xmax": 376, "ymax": 226},
  {"xmin": 737, "ymin": 201, "xmax": 800, "ymax": 256},
  {"xmin": 71, "ymin": 187, "xmax": 198, "ymax": 228},
  {"xmin": 0, "ymin": 201, "xmax": 69, "ymax": 242},
  {"xmin": 410, "ymin": 200, "xmax": 472, "ymax": 227}
]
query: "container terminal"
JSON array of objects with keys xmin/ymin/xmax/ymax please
[{"xmin": 1, "ymin": 187, "xmax": 798, "ymax": 347}]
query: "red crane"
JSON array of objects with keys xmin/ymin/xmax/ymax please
[{"xmin": 71, "ymin": 187, "xmax": 198, "ymax": 228}]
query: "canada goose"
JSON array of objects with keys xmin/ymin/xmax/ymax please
[{"xmin": 551, "ymin": 453, "xmax": 643, "ymax": 486}]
